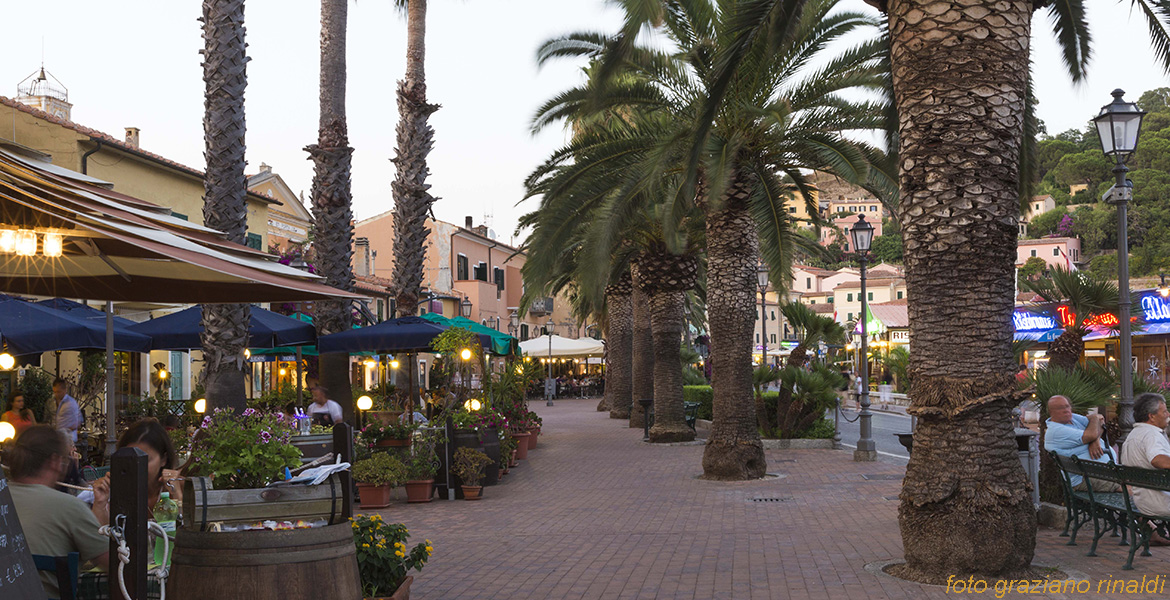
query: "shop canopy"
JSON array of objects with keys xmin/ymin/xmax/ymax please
[
  {"xmin": 519, "ymin": 334, "xmax": 605, "ymax": 358},
  {"xmin": 0, "ymin": 148, "xmax": 364, "ymax": 303},
  {"xmin": 127, "ymin": 305, "xmax": 317, "ymax": 350},
  {"xmin": 317, "ymin": 316, "xmax": 494, "ymax": 354},
  {"xmin": 0, "ymin": 298, "xmax": 152, "ymax": 354},
  {"xmin": 419, "ymin": 312, "xmax": 518, "ymax": 356},
  {"xmin": 36, "ymin": 297, "xmax": 136, "ymax": 327}
]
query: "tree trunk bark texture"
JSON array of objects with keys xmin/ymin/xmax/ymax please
[
  {"xmin": 889, "ymin": 0, "xmax": 1036, "ymax": 579},
  {"xmin": 308, "ymin": 0, "xmax": 356, "ymax": 422},
  {"xmin": 645, "ymin": 292, "xmax": 694, "ymax": 443},
  {"xmin": 629, "ymin": 264, "xmax": 654, "ymax": 429},
  {"xmin": 199, "ymin": 0, "xmax": 250, "ymax": 412},
  {"xmin": 391, "ymin": 0, "xmax": 439, "ymax": 317},
  {"xmin": 606, "ymin": 277, "xmax": 634, "ymax": 420},
  {"xmin": 701, "ymin": 178, "xmax": 766, "ymax": 480},
  {"xmin": 1045, "ymin": 329, "xmax": 1083, "ymax": 371}
]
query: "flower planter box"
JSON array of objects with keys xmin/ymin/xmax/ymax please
[
  {"xmin": 365, "ymin": 575, "xmax": 413, "ymax": 600},
  {"xmin": 512, "ymin": 432, "xmax": 531, "ymax": 460},
  {"xmin": 461, "ymin": 485, "xmax": 483, "ymax": 501},
  {"xmin": 357, "ymin": 483, "xmax": 392, "ymax": 509},
  {"xmin": 403, "ymin": 480, "xmax": 434, "ymax": 503},
  {"xmin": 182, "ymin": 474, "xmax": 348, "ymax": 530},
  {"xmin": 527, "ymin": 429, "xmax": 539, "ymax": 450}
]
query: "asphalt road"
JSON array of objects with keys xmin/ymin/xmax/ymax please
[{"xmin": 831, "ymin": 407, "xmax": 913, "ymax": 464}]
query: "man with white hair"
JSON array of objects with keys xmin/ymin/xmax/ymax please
[{"xmin": 1119, "ymin": 392, "xmax": 1170, "ymax": 546}]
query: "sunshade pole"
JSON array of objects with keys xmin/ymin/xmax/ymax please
[
  {"xmin": 296, "ymin": 346, "xmax": 304, "ymax": 407},
  {"xmin": 105, "ymin": 301, "xmax": 116, "ymax": 457},
  {"xmin": 407, "ymin": 351, "xmax": 415, "ymax": 425}
]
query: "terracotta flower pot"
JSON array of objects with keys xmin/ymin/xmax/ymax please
[
  {"xmin": 365, "ymin": 575, "xmax": 413, "ymax": 600},
  {"xmin": 527, "ymin": 430, "xmax": 538, "ymax": 450},
  {"xmin": 403, "ymin": 479, "xmax": 434, "ymax": 503},
  {"xmin": 513, "ymin": 432, "xmax": 531, "ymax": 460},
  {"xmin": 377, "ymin": 438, "xmax": 411, "ymax": 448},
  {"xmin": 356, "ymin": 483, "xmax": 391, "ymax": 509},
  {"xmin": 461, "ymin": 485, "xmax": 484, "ymax": 501}
]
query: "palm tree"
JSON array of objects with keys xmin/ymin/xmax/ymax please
[
  {"xmin": 534, "ymin": 0, "xmax": 892, "ymax": 479},
  {"xmin": 199, "ymin": 0, "xmax": 251, "ymax": 411},
  {"xmin": 868, "ymin": 0, "xmax": 1170, "ymax": 582},
  {"xmin": 306, "ymin": 0, "xmax": 356, "ymax": 420},
  {"xmin": 630, "ymin": 265, "xmax": 655, "ymax": 429},
  {"xmin": 1023, "ymin": 267, "xmax": 1119, "ymax": 371},
  {"xmin": 604, "ymin": 273, "xmax": 634, "ymax": 419},
  {"xmin": 775, "ymin": 301, "xmax": 845, "ymax": 430},
  {"xmin": 390, "ymin": 0, "xmax": 439, "ymax": 319}
]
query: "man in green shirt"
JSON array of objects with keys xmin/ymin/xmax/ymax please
[{"xmin": 9, "ymin": 425, "xmax": 110, "ymax": 598}]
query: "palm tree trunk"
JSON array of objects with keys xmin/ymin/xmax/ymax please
[
  {"xmin": 307, "ymin": 0, "xmax": 356, "ymax": 422},
  {"xmin": 701, "ymin": 177, "xmax": 766, "ymax": 480},
  {"xmin": 629, "ymin": 263, "xmax": 653, "ymax": 429},
  {"xmin": 647, "ymin": 289, "xmax": 694, "ymax": 443},
  {"xmin": 1045, "ymin": 329, "xmax": 1084, "ymax": 371},
  {"xmin": 606, "ymin": 280, "xmax": 634, "ymax": 420},
  {"xmin": 889, "ymin": 0, "xmax": 1036, "ymax": 580},
  {"xmin": 391, "ymin": 0, "xmax": 439, "ymax": 318},
  {"xmin": 199, "ymin": 0, "xmax": 250, "ymax": 412}
]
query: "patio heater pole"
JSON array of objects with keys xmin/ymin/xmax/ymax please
[
  {"xmin": 105, "ymin": 301, "xmax": 116, "ymax": 457},
  {"xmin": 296, "ymin": 346, "xmax": 304, "ymax": 407}
]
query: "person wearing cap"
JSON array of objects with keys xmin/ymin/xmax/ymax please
[{"xmin": 307, "ymin": 384, "xmax": 344, "ymax": 425}]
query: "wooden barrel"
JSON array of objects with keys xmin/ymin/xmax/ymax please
[{"xmin": 168, "ymin": 523, "xmax": 361, "ymax": 600}]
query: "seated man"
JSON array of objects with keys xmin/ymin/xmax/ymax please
[
  {"xmin": 1044, "ymin": 395, "xmax": 1119, "ymax": 491},
  {"xmin": 1120, "ymin": 393, "xmax": 1170, "ymax": 518},
  {"xmin": 8, "ymin": 425, "xmax": 110, "ymax": 598}
]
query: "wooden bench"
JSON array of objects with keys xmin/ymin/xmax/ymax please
[{"xmin": 1053, "ymin": 452, "xmax": 1170, "ymax": 570}]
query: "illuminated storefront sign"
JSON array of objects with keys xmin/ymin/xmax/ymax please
[
  {"xmin": 1141, "ymin": 293, "xmax": 1170, "ymax": 322},
  {"xmin": 1013, "ymin": 311, "xmax": 1057, "ymax": 332}
]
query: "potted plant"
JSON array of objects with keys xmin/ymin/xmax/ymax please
[
  {"xmin": 450, "ymin": 447, "xmax": 494, "ymax": 500},
  {"xmin": 498, "ymin": 434, "xmax": 518, "ymax": 476},
  {"xmin": 402, "ymin": 454, "xmax": 438, "ymax": 504},
  {"xmin": 351, "ymin": 514, "xmax": 431, "ymax": 600},
  {"xmin": 353, "ymin": 453, "xmax": 407, "ymax": 509},
  {"xmin": 527, "ymin": 411, "xmax": 543, "ymax": 449},
  {"xmin": 361, "ymin": 421, "xmax": 416, "ymax": 448}
]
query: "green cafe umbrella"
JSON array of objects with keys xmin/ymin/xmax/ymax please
[{"xmin": 419, "ymin": 312, "xmax": 518, "ymax": 356}]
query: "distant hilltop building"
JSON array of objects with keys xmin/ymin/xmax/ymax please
[{"xmin": 16, "ymin": 66, "xmax": 71, "ymax": 120}]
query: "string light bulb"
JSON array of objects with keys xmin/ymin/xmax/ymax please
[
  {"xmin": 43, "ymin": 232, "xmax": 63, "ymax": 258},
  {"xmin": 0, "ymin": 229, "xmax": 15, "ymax": 253},
  {"xmin": 15, "ymin": 229, "xmax": 36, "ymax": 256}
]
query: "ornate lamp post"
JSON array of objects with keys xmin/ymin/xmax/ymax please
[
  {"xmin": 460, "ymin": 297, "xmax": 473, "ymax": 318},
  {"xmin": 1094, "ymin": 89, "xmax": 1145, "ymax": 440},
  {"xmin": 757, "ymin": 265, "xmax": 770, "ymax": 367},
  {"xmin": 850, "ymin": 214, "xmax": 876, "ymax": 461}
]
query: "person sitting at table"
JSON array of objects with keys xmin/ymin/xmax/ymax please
[
  {"xmin": 307, "ymin": 384, "xmax": 344, "ymax": 425},
  {"xmin": 1044, "ymin": 395, "xmax": 1120, "ymax": 491},
  {"xmin": 8, "ymin": 425, "xmax": 110, "ymax": 598},
  {"xmin": 1, "ymin": 389, "xmax": 35, "ymax": 438},
  {"xmin": 1120, "ymin": 393, "xmax": 1170, "ymax": 546},
  {"xmin": 87, "ymin": 418, "xmax": 183, "ymax": 515}
]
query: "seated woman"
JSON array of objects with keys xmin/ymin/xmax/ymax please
[
  {"xmin": 8, "ymin": 425, "xmax": 110, "ymax": 598},
  {"xmin": 1, "ymin": 390, "xmax": 36, "ymax": 438},
  {"xmin": 89, "ymin": 418, "xmax": 183, "ymax": 514}
]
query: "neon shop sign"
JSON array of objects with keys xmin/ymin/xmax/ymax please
[{"xmin": 1141, "ymin": 292, "xmax": 1170, "ymax": 322}]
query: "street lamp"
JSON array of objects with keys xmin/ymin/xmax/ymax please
[
  {"xmin": 460, "ymin": 297, "xmax": 473, "ymax": 318},
  {"xmin": 546, "ymin": 318, "xmax": 555, "ymax": 406},
  {"xmin": 1094, "ymin": 88, "xmax": 1145, "ymax": 440},
  {"xmin": 757, "ymin": 265, "xmax": 770, "ymax": 368},
  {"xmin": 1159, "ymin": 273, "xmax": 1170, "ymax": 299},
  {"xmin": 849, "ymin": 214, "xmax": 876, "ymax": 461}
]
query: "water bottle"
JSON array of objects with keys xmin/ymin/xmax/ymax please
[
  {"xmin": 297, "ymin": 408, "xmax": 311, "ymax": 435},
  {"xmin": 153, "ymin": 492, "xmax": 179, "ymax": 566}
]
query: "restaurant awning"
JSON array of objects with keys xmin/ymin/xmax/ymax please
[
  {"xmin": 419, "ymin": 312, "xmax": 518, "ymax": 356},
  {"xmin": 0, "ymin": 298, "xmax": 152, "ymax": 354},
  {"xmin": 318, "ymin": 316, "xmax": 493, "ymax": 354},
  {"xmin": 128, "ymin": 305, "xmax": 317, "ymax": 350},
  {"xmin": 519, "ymin": 334, "xmax": 605, "ymax": 358},
  {"xmin": 0, "ymin": 148, "xmax": 363, "ymax": 303}
]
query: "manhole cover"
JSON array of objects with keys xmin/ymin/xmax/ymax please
[
  {"xmin": 750, "ymin": 497, "xmax": 794, "ymax": 502},
  {"xmin": 862, "ymin": 474, "xmax": 903, "ymax": 481}
]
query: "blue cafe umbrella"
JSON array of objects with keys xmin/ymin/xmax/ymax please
[
  {"xmin": 317, "ymin": 316, "xmax": 492, "ymax": 354},
  {"xmin": 35, "ymin": 298, "xmax": 138, "ymax": 328},
  {"xmin": 128, "ymin": 305, "xmax": 317, "ymax": 351},
  {"xmin": 0, "ymin": 298, "xmax": 152, "ymax": 355}
]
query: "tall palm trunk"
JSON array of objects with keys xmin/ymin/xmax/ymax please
[
  {"xmin": 639, "ymin": 250, "xmax": 698, "ymax": 443},
  {"xmin": 1045, "ymin": 329, "xmax": 1084, "ymax": 371},
  {"xmin": 701, "ymin": 176, "xmax": 766, "ymax": 480},
  {"xmin": 199, "ymin": 0, "xmax": 250, "ymax": 412},
  {"xmin": 890, "ymin": 0, "xmax": 1035, "ymax": 580},
  {"xmin": 391, "ymin": 0, "xmax": 438, "ymax": 318},
  {"xmin": 629, "ymin": 263, "xmax": 654, "ymax": 429},
  {"xmin": 606, "ymin": 275, "xmax": 634, "ymax": 419},
  {"xmin": 307, "ymin": 0, "xmax": 355, "ymax": 421}
]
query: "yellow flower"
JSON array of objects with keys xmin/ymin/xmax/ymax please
[
  {"xmin": 395, "ymin": 550, "xmax": 405, "ymax": 557},
  {"xmin": 426, "ymin": 546, "xmax": 433, "ymax": 553},
  {"xmin": 362, "ymin": 543, "xmax": 369, "ymax": 548}
]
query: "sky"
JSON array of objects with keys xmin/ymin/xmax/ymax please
[{"xmin": 0, "ymin": 2, "xmax": 1166, "ymax": 247}]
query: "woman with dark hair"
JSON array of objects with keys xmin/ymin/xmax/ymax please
[
  {"xmin": 1, "ymin": 390, "xmax": 35, "ymax": 438},
  {"xmin": 91, "ymin": 418, "xmax": 183, "ymax": 514}
]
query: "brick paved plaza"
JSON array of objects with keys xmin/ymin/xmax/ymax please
[{"xmin": 372, "ymin": 398, "xmax": 1170, "ymax": 599}]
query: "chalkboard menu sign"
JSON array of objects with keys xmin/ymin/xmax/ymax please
[{"xmin": 0, "ymin": 473, "xmax": 46, "ymax": 600}]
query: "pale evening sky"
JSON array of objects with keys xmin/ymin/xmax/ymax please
[{"xmin": 0, "ymin": 2, "xmax": 1165, "ymax": 247}]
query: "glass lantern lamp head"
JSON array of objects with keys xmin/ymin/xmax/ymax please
[
  {"xmin": 756, "ymin": 265, "xmax": 769, "ymax": 290},
  {"xmin": 460, "ymin": 297, "xmax": 473, "ymax": 318},
  {"xmin": 850, "ymin": 214, "xmax": 874, "ymax": 254},
  {"xmin": 1094, "ymin": 89, "xmax": 1145, "ymax": 164}
]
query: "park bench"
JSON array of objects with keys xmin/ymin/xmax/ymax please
[
  {"xmin": 644, "ymin": 401, "xmax": 701, "ymax": 433},
  {"xmin": 1052, "ymin": 452, "xmax": 1170, "ymax": 570},
  {"xmin": 1049, "ymin": 452, "xmax": 1129, "ymax": 556}
]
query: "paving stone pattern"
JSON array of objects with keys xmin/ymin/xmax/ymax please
[{"xmin": 370, "ymin": 398, "xmax": 1169, "ymax": 599}]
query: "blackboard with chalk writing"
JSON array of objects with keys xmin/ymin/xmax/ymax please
[{"xmin": 0, "ymin": 473, "xmax": 46, "ymax": 600}]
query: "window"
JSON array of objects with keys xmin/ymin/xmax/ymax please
[
  {"xmin": 870, "ymin": 206, "xmax": 877, "ymax": 212},
  {"xmin": 473, "ymin": 262, "xmax": 488, "ymax": 282},
  {"xmin": 827, "ymin": 297, "xmax": 833, "ymax": 303},
  {"xmin": 847, "ymin": 293, "xmax": 853, "ymax": 302},
  {"xmin": 1053, "ymin": 248, "xmax": 1060, "ymax": 257},
  {"xmin": 457, "ymin": 255, "xmax": 469, "ymax": 280},
  {"xmin": 868, "ymin": 292, "xmax": 873, "ymax": 301},
  {"xmin": 245, "ymin": 232, "xmax": 262, "ymax": 250},
  {"xmin": 806, "ymin": 277, "xmax": 812, "ymax": 289},
  {"xmin": 376, "ymin": 299, "xmax": 384, "ymax": 321},
  {"xmin": 520, "ymin": 324, "xmax": 529, "ymax": 340},
  {"xmin": 493, "ymin": 267, "xmax": 505, "ymax": 291},
  {"xmin": 770, "ymin": 310, "xmax": 776, "ymax": 321},
  {"xmin": 897, "ymin": 291, "xmax": 904, "ymax": 300},
  {"xmin": 756, "ymin": 333, "xmax": 760, "ymax": 343},
  {"xmin": 1030, "ymin": 249, "xmax": 1037, "ymax": 257},
  {"xmin": 847, "ymin": 312, "xmax": 853, "ymax": 322},
  {"xmin": 770, "ymin": 334, "xmax": 776, "ymax": 343},
  {"xmin": 789, "ymin": 207, "xmax": 797, "ymax": 214}
]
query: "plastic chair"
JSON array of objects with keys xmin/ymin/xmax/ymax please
[{"xmin": 33, "ymin": 552, "xmax": 80, "ymax": 600}]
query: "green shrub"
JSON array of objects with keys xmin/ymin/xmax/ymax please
[
  {"xmin": 797, "ymin": 416, "xmax": 835, "ymax": 439},
  {"xmin": 683, "ymin": 386, "xmax": 713, "ymax": 420},
  {"xmin": 352, "ymin": 452, "xmax": 408, "ymax": 487},
  {"xmin": 20, "ymin": 367, "xmax": 55, "ymax": 424}
]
